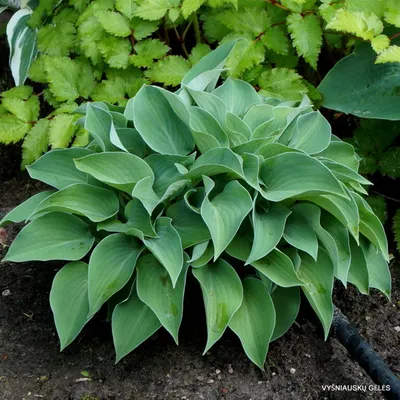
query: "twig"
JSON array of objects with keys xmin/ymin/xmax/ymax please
[
  {"xmin": 371, "ymin": 191, "xmax": 400, "ymax": 204},
  {"xmin": 389, "ymin": 32, "xmax": 400, "ymax": 41},
  {"xmin": 192, "ymin": 14, "xmax": 201, "ymax": 45}
]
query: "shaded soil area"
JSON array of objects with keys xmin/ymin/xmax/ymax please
[{"xmin": 0, "ymin": 176, "xmax": 399, "ymax": 400}]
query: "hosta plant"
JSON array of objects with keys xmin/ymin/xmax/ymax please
[{"xmin": 1, "ymin": 46, "xmax": 391, "ymax": 368}]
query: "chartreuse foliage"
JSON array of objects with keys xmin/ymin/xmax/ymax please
[
  {"xmin": 1, "ymin": 44, "xmax": 391, "ymax": 369},
  {"xmin": 2, "ymin": 0, "xmax": 400, "ymax": 167}
]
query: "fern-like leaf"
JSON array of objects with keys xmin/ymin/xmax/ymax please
[
  {"xmin": 98, "ymin": 37, "xmax": 131, "ymax": 69},
  {"xmin": 116, "ymin": 0, "xmax": 137, "ymax": 19},
  {"xmin": 287, "ymin": 13, "xmax": 322, "ymax": 69},
  {"xmin": 130, "ymin": 39, "xmax": 170, "ymax": 67},
  {"xmin": 182, "ymin": 0, "xmax": 205, "ymax": 18},
  {"xmin": 48, "ymin": 114, "xmax": 78, "ymax": 149},
  {"xmin": 376, "ymin": 45, "xmax": 400, "ymax": 63},
  {"xmin": 326, "ymin": 9, "xmax": 383, "ymax": 41},
  {"xmin": 44, "ymin": 57, "xmax": 80, "ymax": 102},
  {"xmin": 145, "ymin": 55, "xmax": 191, "ymax": 86},
  {"xmin": 2, "ymin": 96, "xmax": 39, "ymax": 123},
  {"xmin": 257, "ymin": 67, "xmax": 308, "ymax": 100},
  {"xmin": 96, "ymin": 11, "xmax": 132, "ymax": 37},
  {"xmin": 21, "ymin": 119, "xmax": 50, "ymax": 168},
  {"xmin": 0, "ymin": 115, "xmax": 31, "ymax": 144}
]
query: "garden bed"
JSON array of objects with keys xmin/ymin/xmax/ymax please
[{"xmin": 0, "ymin": 169, "xmax": 399, "ymax": 400}]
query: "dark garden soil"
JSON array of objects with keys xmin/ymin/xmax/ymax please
[{"xmin": 0, "ymin": 150, "xmax": 399, "ymax": 400}]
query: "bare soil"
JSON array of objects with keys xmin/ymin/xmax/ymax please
[{"xmin": 0, "ymin": 158, "xmax": 399, "ymax": 400}]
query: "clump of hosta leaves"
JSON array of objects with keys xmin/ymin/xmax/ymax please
[{"xmin": 1, "ymin": 44, "xmax": 391, "ymax": 368}]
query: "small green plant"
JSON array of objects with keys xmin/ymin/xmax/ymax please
[
  {"xmin": 0, "ymin": 46, "xmax": 391, "ymax": 368},
  {"xmin": 2, "ymin": 0, "xmax": 400, "ymax": 167}
]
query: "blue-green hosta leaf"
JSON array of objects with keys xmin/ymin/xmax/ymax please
[
  {"xmin": 74, "ymin": 152, "xmax": 154, "ymax": 194},
  {"xmin": 84, "ymin": 103, "xmax": 116, "ymax": 151},
  {"xmin": 361, "ymin": 239, "xmax": 391, "ymax": 299},
  {"xmin": 347, "ymin": 238, "xmax": 369, "ymax": 295},
  {"xmin": 201, "ymin": 176, "xmax": 252, "ymax": 259},
  {"xmin": 292, "ymin": 203, "xmax": 340, "ymax": 279},
  {"xmin": 320, "ymin": 212, "xmax": 351, "ymax": 285},
  {"xmin": 182, "ymin": 39, "xmax": 237, "ymax": 90},
  {"xmin": 251, "ymin": 106, "xmax": 295, "ymax": 141},
  {"xmin": 112, "ymin": 283, "xmax": 161, "ymax": 362},
  {"xmin": 133, "ymin": 85, "xmax": 195, "ymax": 155},
  {"xmin": 137, "ymin": 254, "xmax": 189, "ymax": 344},
  {"xmin": 189, "ymin": 106, "xmax": 229, "ymax": 150},
  {"xmin": 184, "ymin": 187, "xmax": 205, "ymax": 214},
  {"xmin": 270, "ymin": 286, "xmax": 300, "ymax": 341},
  {"xmin": 283, "ymin": 212, "xmax": 318, "ymax": 260},
  {"xmin": 212, "ymin": 78, "xmax": 260, "ymax": 118},
  {"xmin": 288, "ymin": 111, "xmax": 331, "ymax": 154},
  {"xmin": 97, "ymin": 198, "xmax": 157, "ymax": 239},
  {"xmin": 3, "ymin": 212, "xmax": 94, "ymax": 262},
  {"xmin": 50, "ymin": 262, "xmax": 91, "ymax": 351},
  {"xmin": 88, "ymin": 234, "xmax": 144, "ymax": 316},
  {"xmin": 247, "ymin": 195, "xmax": 291, "ymax": 264},
  {"xmin": 7, "ymin": 9, "xmax": 38, "ymax": 86},
  {"xmin": 298, "ymin": 251, "xmax": 334, "ymax": 339},
  {"xmin": 146, "ymin": 153, "xmax": 196, "ymax": 196},
  {"xmin": 186, "ymin": 88, "xmax": 227, "ymax": 128},
  {"xmin": 166, "ymin": 200, "xmax": 211, "ymax": 248},
  {"xmin": 322, "ymin": 160, "xmax": 372, "ymax": 186},
  {"xmin": 131, "ymin": 176, "xmax": 160, "ymax": 215},
  {"xmin": 114, "ymin": 128, "xmax": 148, "ymax": 158},
  {"xmin": 27, "ymin": 148, "xmax": 97, "ymax": 190},
  {"xmin": 186, "ymin": 147, "xmax": 244, "ymax": 179},
  {"xmin": 143, "ymin": 217, "xmax": 184, "ymax": 287},
  {"xmin": 0, "ymin": 190, "xmax": 55, "ymax": 226},
  {"xmin": 315, "ymin": 140, "xmax": 360, "ymax": 171},
  {"xmin": 351, "ymin": 191, "xmax": 389, "ymax": 261},
  {"xmin": 259, "ymin": 152, "xmax": 347, "ymax": 201},
  {"xmin": 193, "ymin": 259, "xmax": 243, "ymax": 354},
  {"xmin": 243, "ymin": 104, "xmax": 274, "ymax": 132},
  {"xmin": 296, "ymin": 182, "xmax": 360, "ymax": 241},
  {"xmin": 251, "ymin": 249, "xmax": 305, "ymax": 288},
  {"xmin": 228, "ymin": 277, "xmax": 275, "ymax": 369},
  {"xmin": 190, "ymin": 241, "xmax": 215, "ymax": 268},
  {"xmin": 29, "ymin": 184, "xmax": 119, "ymax": 223},
  {"xmin": 225, "ymin": 112, "xmax": 251, "ymax": 146}
]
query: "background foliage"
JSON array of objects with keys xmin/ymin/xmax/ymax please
[{"xmin": 1, "ymin": 0, "xmax": 400, "ymax": 167}]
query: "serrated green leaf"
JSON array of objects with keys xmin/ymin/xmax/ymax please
[
  {"xmin": 1, "ymin": 85, "xmax": 33, "ymax": 99},
  {"xmin": 130, "ymin": 39, "xmax": 170, "ymax": 67},
  {"xmin": 37, "ymin": 22, "xmax": 76, "ymax": 56},
  {"xmin": 134, "ymin": 0, "xmax": 175, "ymax": 20},
  {"xmin": 91, "ymin": 78, "xmax": 126, "ymax": 104},
  {"xmin": 116, "ymin": 0, "xmax": 137, "ymax": 18},
  {"xmin": 21, "ymin": 119, "xmax": 50, "ymax": 167},
  {"xmin": 96, "ymin": 10, "xmax": 131, "ymax": 37},
  {"xmin": 130, "ymin": 17, "xmax": 159, "ymax": 40},
  {"xmin": 258, "ymin": 68, "xmax": 308, "ymax": 101},
  {"xmin": 2, "ymin": 96, "xmax": 39, "ymax": 123},
  {"xmin": 287, "ymin": 13, "xmax": 322, "ymax": 69},
  {"xmin": 44, "ymin": 57, "xmax": 80, "ymax": 102},
  {"xmin": 98, "ymin": 36, "xmax": 131, "ymax": 69},
  {"xmin": 261, "ymin": 26, "xmax": 290, "ymax": 55},
  {"xmin": 48, "ymin": 114, "xmax": 78, "ymax": 149},
  {"xmin": 145, "ymin": 56, "xmax": 191, "ymax": 86},
  {"xmin": 182, "ymin": 0, "xmax": 204, "ymax": 18},
  {"xmin": 329, "ymin": 9, "xmax": 383, "ymax": 40},
  {"xmin": 193, "ymin": 259, "xmax": 243, "ymax": 353},
  {"xmin": 0, "ymin": 114, "xmax": 30, "ymax": 144}
]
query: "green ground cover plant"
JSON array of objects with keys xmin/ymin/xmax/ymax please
[
  {"xmin": 1, "ymin": 46, "xmax": 391, "ymax": 368},
  {"xmin": 1, "ymin": 0, "xmax": 400, "ymax": 167}
]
